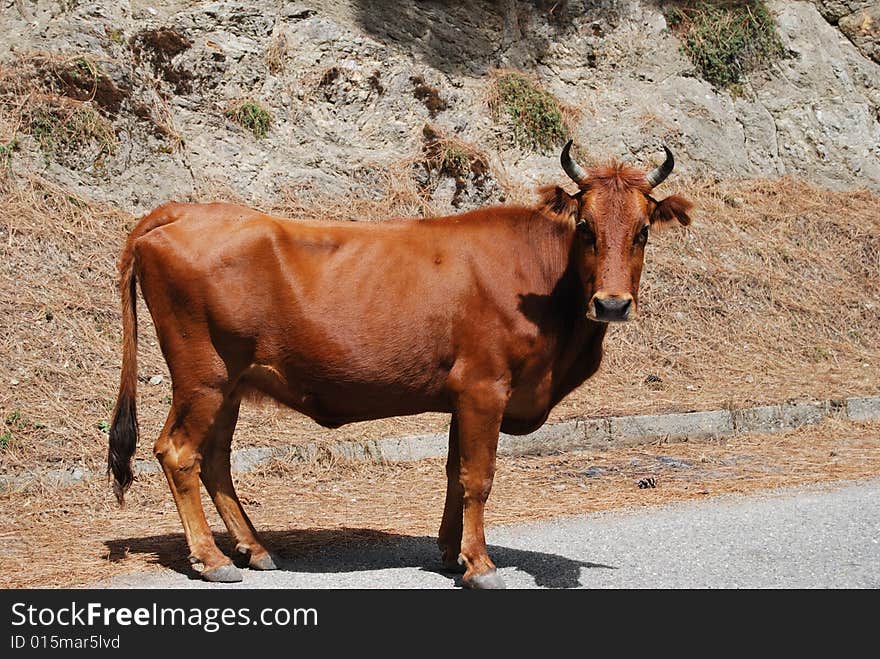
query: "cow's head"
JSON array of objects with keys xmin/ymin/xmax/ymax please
[{"xmin": 541, "ymin": 141, "xmax": 693, "ymax": 323}]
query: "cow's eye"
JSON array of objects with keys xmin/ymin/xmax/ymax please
[
  {"xmin": 634, "ymin": 224, "xmax": 649, "ymax": 246},
  {"xmin": 576, "ymin": 220, "xmax": 595, "ymax": 245}
]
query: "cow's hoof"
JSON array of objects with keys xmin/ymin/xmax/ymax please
[
  {"xmin": 249, "ymin": 552, "xmax": 280, "ymax": 571},
  {"xmin": 464, "ymin": 570, "xmax": 506, "ymax": 590},
  {"xmin": 201, "ymin": 563, "xmax": 243, "ymax": 583}
]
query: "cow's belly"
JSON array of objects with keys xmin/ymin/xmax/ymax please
[
  {"xmin": 237, "ymin": 339, "xmax": 567, "ymax": 433},
  {"xmin": 238, "ymin": 363, "xmax": 452, "ymax": 427}
]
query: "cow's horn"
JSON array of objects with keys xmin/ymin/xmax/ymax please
[
  {"xmin": 561, "ymin": 140, "xmax": 588, "ymax": 186},
  {"xmin": 646, "ymin": 146, "xmax": 674, "ymax": 189}
]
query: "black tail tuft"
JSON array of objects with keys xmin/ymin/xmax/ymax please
[{"xmin": 108, "ymin": 394, "xmax": 138, "ymax": 505}]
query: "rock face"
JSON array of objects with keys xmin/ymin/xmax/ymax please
[
  {"xmin": 757, "ymin": 1, "xmax": 880, "ymax": 186},
  {"xmin": 0, "ymin": 0, "xmax": 878, "ymax": 214},
  {"xmin": 810, "ymin": 1, "xmax": 876, "ymax": 23},
  {"xmin": 838, "ymin": 5, "xmax": 880, "ymax": 63},
  {"xmin": 810, "ymin": 1, "xmax": 880, "ymax": 62}
]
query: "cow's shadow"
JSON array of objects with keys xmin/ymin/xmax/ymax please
[{"xmin": 104, "ymin": 528, "xmax": 614, "ymax": 589}]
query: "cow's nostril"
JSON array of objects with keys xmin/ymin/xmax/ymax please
[{"xmin": 593, "ymin": 297, "xmax": 632, "ymax": 322}]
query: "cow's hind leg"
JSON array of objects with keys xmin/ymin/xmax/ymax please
[
  {"xmin": 155, "ymin": 390, "xmax": 241, "ymax": 583},
  {"xmin": 438, "ymin": 414, "xmax": 465, "ymax": 573},
  {"xmin": 199, "ymin": 397, "xmax": 278, "ymax": 571}
]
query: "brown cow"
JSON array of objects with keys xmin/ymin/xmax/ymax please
[{"xmin": 108, "ymin": 142, "xmax": 692, "ymax": 588}]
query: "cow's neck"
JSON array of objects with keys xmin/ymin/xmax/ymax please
[
  {"xmin": 500, "ymin": 216, "xmax": 610, "ymax": 433},
  {"xmin": 526, "ymin": 223, "xmax": 611, "ymax": 408},
  {"xmin": 545, "ymin": 263, "xmax": 608, "ymax": 407},
  {"xmin": 551, "ymin": 312, "xmax": 608, "ymax": 408}
]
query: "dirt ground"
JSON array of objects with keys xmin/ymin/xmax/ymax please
[{"xmin": 0, "ymin": 416, "xmax": 877, "ymax": 588}]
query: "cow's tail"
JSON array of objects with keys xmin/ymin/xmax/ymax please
[{"xmin": 108, "ymin": 204, "xmax": 182, "ymax": 504}]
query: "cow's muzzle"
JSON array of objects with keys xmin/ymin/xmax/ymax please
[{"xmin": 590, "ymin": 294, "xmax": 633, "ymax": 323}]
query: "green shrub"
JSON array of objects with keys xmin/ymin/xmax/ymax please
[
  {"xmin": 440, "ymin": 145, "xmax": 471, "ymax": 178},
  {"xmin": 489, "ymin": 72, "xmax": 569, "ymax": 153},
  {"xmin": 25, "ymin": 101, "xmax": 116, "ymax": 159},
  {"xmin": 225, "ymin": 100, "xmax": 272, "ymax": 139},
  {"xmin": 66, "ymin": 57, "xmax": 94, "ymax": 83},
  {"xmin": 666, "ymin": 1, "xmax": 788, "ymax": 89}
]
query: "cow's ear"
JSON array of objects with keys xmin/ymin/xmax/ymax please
[
  {"xmin": 651, "ymin": 194, "xmax": 693, "ymax": 227},
  {"xmin": 537, "ymin": 185, "xmax": 578, "ymax": 222}
]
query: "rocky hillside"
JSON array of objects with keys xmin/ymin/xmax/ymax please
[{"xmin": 1, "ymin": 0, "xmax": 878, "ymax": 215}]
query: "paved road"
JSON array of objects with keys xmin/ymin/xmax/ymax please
[{"xmin": 103, "ymin": 478, "xmax": 880, "ymax": 589}]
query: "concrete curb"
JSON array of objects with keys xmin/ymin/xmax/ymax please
[{"xmin": 3, "ymin": 396, "xmax": 878, "ymax": 491}]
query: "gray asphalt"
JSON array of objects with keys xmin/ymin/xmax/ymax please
[{"xmin": 101, "ymin": 478, "xmax": 880, "ymax": 589}]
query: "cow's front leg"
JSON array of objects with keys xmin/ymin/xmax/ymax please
[{"xmin": 454, "ymin": 382, "xmax": 509, "ymax": 589}]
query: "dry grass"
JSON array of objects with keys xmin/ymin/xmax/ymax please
[
  {"xmin": 0, "ymin": 52, "xmax": 121, "ymax": 169},
  {"xmin": 0, "ymin": 49, "xmax": 181, "ymax": 155},
  {"xmin": 271, "ymin": 160, "xmax": 434, "ymax": 223},
  {"xmin": 0, "ymin": 168, "xmax": 878, "ymax": 484},
  {"xmin": 420, "ymin": 125, "xmax": 488, "ymax": 178},
  {"xmin": 264, "ymin": 28, "xmax": 288, "ymax": 75},
  {"xmin": 0, "ymin": 417, "xmax": 877, "ymax": 588},
  {"xmin": 419, "ymin": 124, "xmax": 492, "ymax": 207},
  {"xmin": 0, "ymin": 175, "xmax": 130, "ymax": 471}
]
